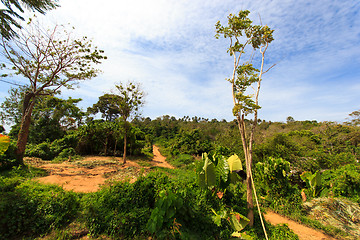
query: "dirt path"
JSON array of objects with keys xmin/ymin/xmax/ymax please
[
  {"xmin": 32, "ymin": 145, "xmax": 173, "ymax": 192},
  {"xmin": 152, "ymin": 145, "xmax": 174, "ymax": 169},
  {"xmin": 264, "ymin": 211, "xmax": 337, "ymax": 240}
]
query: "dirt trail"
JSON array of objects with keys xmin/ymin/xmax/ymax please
[
  {"xmin": 264, "ymin": 211, "xmax": 337, "ymax": 240},
  {"xmin": 33, "ymin": 145, "xmax": 173, "ymax": 192},
  {"xmin": 152, "ymin": 145, "xmax": 174, "ymax": 169}
]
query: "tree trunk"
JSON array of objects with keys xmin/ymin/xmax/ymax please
[
  {"xmin": 15, "ymin": 92, "xmax": 35, "ymax": 165},
  {"xmin": 104, "ymin": 136, "xmax": 108, "ymax": 156},
  {"xmin": 246, "ymin": 154, "xmax": 254, "ymax": 226},
  {"xmin": 114, "ymin": 139, "xmax": 118, "ymax": 156},
  {"xmin": 122, "ymin": 122, "xmax": 127, "ymax": 164},
  {"xmin": 236, "ymin": 114, "xmax": 254, "ymax": 226}
]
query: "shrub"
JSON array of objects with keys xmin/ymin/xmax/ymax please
[
  {"xmin": 168, "ymin": 154, "xmax": 195, "ymax": 168},
  {"xmin": 0, "ymin": 141, "xmax": 18, "ymax": 170},
  {"xmin": 255, "ymin": 157, "xmax": 295, "ymax": 198},
  {"xmin": 0, "ymin": 181, "xmax": 80, "ymax": 239},
  {"xmin": 83, "ymin": 171, "xmax": 168, "ymax": 238},
  {"xmin": 25, "ymin": 142, "xmax": 55, "ymax": 160},
  {"xmin": 322, "ymin": 164, "xmax": 360, "ymax": 202}
]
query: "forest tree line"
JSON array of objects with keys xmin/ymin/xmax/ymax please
[{"xmin": 1, "ymin": 89, "xmax": 359, "ymax": 173}]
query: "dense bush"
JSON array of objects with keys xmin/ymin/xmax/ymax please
[
  {"xmin": 322, "ymin": 164, "xmax": 360, "ymax": 202},
  {"xmin": 255, "ymin": 157, "xmax": 297, "ymax": 198},
  {"xmin": 0, "ymin": 180, "xmax": 80, "ymax": 239},
  {"xmin": 167, "ymin": 153, "xmax": 196, "ymax": 168},
  {"xmin": 0, "ymin": 141, "xmax": 18, "ymax": 170},
  {"xmin": 82, "ymin": 170, "xmax": 237, "ymax": 239},
  {"xmin": 82, "ymin": 171, "xmax": 167, "ymax": 238},
  {"xmin": 25, "ymin": 142, "xmax": 54, "ymax": 160}
]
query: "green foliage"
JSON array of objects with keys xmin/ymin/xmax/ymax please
[
  {"xmin": 147, "ymin": 190, "xmax": 184, "ymax": 237},
  {"xmin": 76, "ymin": 120, "xmax": 148, "ymax": 157},
  {"xmin": 88, "ymin": 93, "xmax": 122, "ymax": 121},
  {"xmin": 169, "ymin": 128, "xmax": 213, "ymax": 155},
  {"xmin": 83, "ymin": 172, "xmax": 167, "ymax": 238},
  {"xmin": 25, "ymin": 142, "xmax": 54, "ymax": 160},
  {"xmin": 328, "ymin": 152, "xmax": 357, "ymax": 169},
  {"xmin": 114, "ymin": 81, "xmax": 145, "ymax": 122},
  {"xmin": 198, "ymin": 152, "xmax": 217, "ymax": 188},
  {"xmin": 266, "ymin": 224, "xmax": 299, "ymax": 240},
  {"xmin": 255, "ymin": 157, "xmax": 297, "ymax": 199},
  {"xmin": 211, "ymin": 207, "xmax": 251, "ymax": 239},
  {"xmin": 2, "ymin": 92, "xmax": 85, "ymax": 144},
  {"xmin": 300, "ymin": 170, "xmax": 323, "ymax": 198},
  {"xmin": 215, "ymin": 9, "xmax": 274, "ymax": 128},
  {"xmin": 0, "ymin": 0, "xmax": 59, "ymax": 40},
  {"xmin": 167, "ymin": 153, "xmax": 195, "ymax": 168},
  {"xmin": 0, "ymin": 181, "xmax": 80, "ymax": 239},
  {"xmin": 322, "ymin": 164, "xmax": 360, "ymax": 202},
  {"xmin": 198, "ymin": 152, "xmax": 243, "ymax": 190},
  {"xmin": 0, "ymin": 140, "xmax": 18, "ymax": 170},
  {"xmin": 346, "ymin": 110, "xmax": 360, "ymax": 126},
  {"xmin": 0, "ymin": 134, "xmax": 10, "ymax": 155}
]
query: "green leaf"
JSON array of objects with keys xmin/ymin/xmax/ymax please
[
  {"xmin": 229, "ymin": 212, "xmax": 249, "ymax": 232},
  {"xmin": 231, "ymin": 231, "xmax": 242, "ymax": 237},
  {"xmin": 229, "ymin": 172, "xmax": 242, "ymax": 183},
  {"xmin": 211, "ymin": 208, "xmax": 227, "ymax": 226},
  {"xmin": 313, "ymin": 170, "xmax": 321, "ymax": 187},
  {"xmin": 212, "ymin": 213, "xmax": 222, "ymax": 227},
  {"xmin": 0, "ymin": 134, "xmax": 10, "ymax": 155},
  {"xmin": 216, "ymin": 156, "xmax": 229, "ymax": 184},
  {"xmin": 198, "ymin": 153, "xmax": 217, "ymax": 188},
  {"xmin": 227, "ymin": 154, "xmax": 243, "ymax": 172}
]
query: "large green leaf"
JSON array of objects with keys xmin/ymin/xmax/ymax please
[
  {"xmin": 211, "ymin": 208, "xmax": 227, "ymax": 227},
  {"xmin": 227, "ymin": 154, "xmax": 243, "ymax": 172},
  {"xmin": 216, "ymin": 155, "xmax": 229, "ymax": 184},
  {"xmin": 229, "ymin": 212, "xmax": 249, "ymax": 232},
  {"xmin": 0, "ymin": 134, "xmax": 10, "ymax": 155},
  {"xmin": 311, "ymin": 170, "xmax": 321, "ymax": 188},
  {"xmin": 198, "ymin": 152, "xmax": 217, "ymax": 188}
]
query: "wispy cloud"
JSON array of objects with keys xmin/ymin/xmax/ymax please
[{"xmin": 1, "ymin": 0, "xmax": 359, "ymax": 125}]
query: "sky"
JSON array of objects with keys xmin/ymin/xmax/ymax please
[{"xmin": 0, "ymin": 0, "xmax": 360, "ymax": 127}]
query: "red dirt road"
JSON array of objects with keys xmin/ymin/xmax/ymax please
[
  {"xmin": 33, "ymin": 145, "xmax": 173, "ymax": 192},
  {"xmin": 264, "ymin": 211, "xmax": 336, "ymax": 240}
]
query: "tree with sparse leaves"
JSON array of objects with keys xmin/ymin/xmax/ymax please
[
  {"xmin": 113, "ymin": 81, "xmax": 145, "ymax": 164},
  {"xmin": 0, "ymin": 0, "xmax": 59, "ymax": 40},
  {"xmin": 216, "ymin": 10, "xmax": 274, "ymax": 228},
  {"xmin": 0, "ymin": 20, "xmax": 106, "ymax": 164},
  {"xmin": 346, "ymin": 110, "xmax": 360, "ymax": 127}
]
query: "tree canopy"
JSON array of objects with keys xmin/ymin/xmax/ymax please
[
  {"xmin": 87, "ymin": 94, "xmax": 122, "ymax": 122},
  {"xmin": 0, "ymin": 20, "xmax": 106, "ymax": 163}
]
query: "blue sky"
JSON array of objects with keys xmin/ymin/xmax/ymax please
[{"xmin": 1, "ymin": 0, "xmax": 359, "ymax": 126}]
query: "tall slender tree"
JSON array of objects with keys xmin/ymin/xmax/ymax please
[
  {"xmin": 113, "ymin": 81, "xmax": 145, "ymax": 164},
  {"xmin": 0, "ymin": 20, "xmax": 106, "ymax": 164},
  {"xmin": 216, "ymin": 10, "xmax": 274, "ymax": 227}
]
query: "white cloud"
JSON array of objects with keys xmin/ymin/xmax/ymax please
[{"xmin": 1, "ymin": 0, "xmax": 359, "ymax": 124}]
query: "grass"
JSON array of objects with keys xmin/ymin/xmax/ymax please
[{"xmin": 0, "ymin": 164, "xmax": 48, "ymax": 179}]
